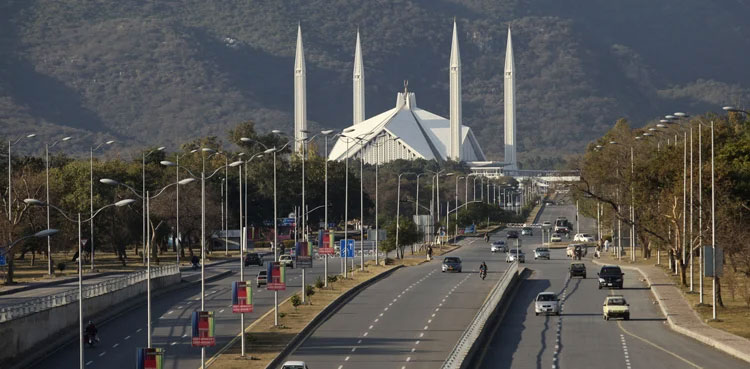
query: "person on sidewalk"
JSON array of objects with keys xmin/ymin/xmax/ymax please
[{"xmin": 427, "ymin": 246, "xmax": 433, "ymax": 261}]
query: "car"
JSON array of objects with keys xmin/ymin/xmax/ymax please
[
  {"xmin": 490, "ymin": 240, "xmax": 507, "ymax": 253},
  {"xmin": 603, "ymin": 295, "xmax": 630, "ymax": 320},
  {"xmin": 442, "ymin": 257, "xmax": 462, "ymax": 272},
  {"xmin": 535, "ymin": 292, "xmax": 560, "ymax": 316},
  {"xmin": 505, "ymin": 249, "xmax": 525, "ymax": 263},
  {"xmin": 506, "ymin": 230, "xmax": 519, "ymax": 239},
  {"xmin": 554, "ymin": 225, "xmax": 569, "ymax": 234},
  {"xmin": 244, "ymin": 252, "xmax": 263, "ymax": 267},
  {"xmin": 598, "ymin": 265, "xmax": 624, "ymax": 289},
  {"xmin": 281, "ymin": 361, "xmax": 309, "ymax": 369},
  {"xmin": 574, "ymin": 233, "xmax": 596, "ymax": 243},
  {"xmin": 550, "ymin": 233, "xmax": 562, "ymax": 242},
  {"xmin": 533, "ymin": 247, "xmax": 550, "ymax": 260},
  {"xmin": 543, "ymin": 200, "xmax": 555, "ymax": 205},
  {"xmin": 256, "ymin": 270, "xmax": 267, "ymax": 287},
  {"xmin": 566, "ymin": 244, "xmax": 587, "ymax": 258},
  {"xmin": 279, "ymin": 254, "xmax": 294, "ymax": 269},
  {"xmin": 569, "ymin": 263, "xmax": 586, "ymax": 278},
  {"xmin": 521, "ymin": 227, "xmax": 533, "ymax": 236},
  {"xmin": 542, "ymin": 221, "xmax": 552, "ymax": 227}
]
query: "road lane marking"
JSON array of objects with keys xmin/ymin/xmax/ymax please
[
  {"xmin": 136, "ymin": 328, "xmax": 142, "ymax": 332},
  {"xmin": 112, "ymin": 343, "xmax": 119, "ymax": 348},
  {"xmin": 363, "ymin": 332, "xmax": 368, "ymax": 337},
  {"xmin": 167, "ymin": 310, "xmax": 174, "ymax": 315},
  {"xmin": 415, "ymin": 340, "xmax": 420, "ymax": 345},
  {"xmin": 419, "ymin": 333, "xmax": 424, "ymax": 338},
  {"xmin": 99, "ymin": 352, "xmax": 106, "ymax": 357},
  {"xmin": 219, "ymin": 309, "xmax": 225, "ymax": 313},
  {"xmin": 406, "ymin": 356, "xmax": 411, "ymax": 362},
  {"xmin": 369, "ymin": 325, "xmax": 373, "ymax": 330},
  {"xmin": 124, "ymin": 335, "xmax": 130, "ymax": 340},
  {"xmin": 171, "ymin": 341, "xmax": 177, "ymax": 346},
  {"xmin": 351, "ymin": 347, "xmax": 356, "ymax": 352},
  {"xmin": 357, "ymin": 339, "xmax": 362, "ymax": 344},
  {"xmin": 337, "ymin": 366, "xmax": 343, "ymax": 369},
  {"xmin": 86, "ymin": 361, "xmax": 93, "ymax": 366},
  {"xmin": 617, "ymin": 321, "xmax": 702, "ymax": 368},
  {"xmin": 345, "ymin": 356, "xmax": 350, "ymax": 361}
]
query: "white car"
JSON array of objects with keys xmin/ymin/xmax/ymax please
[
  {"xmin": 278, "ymin": 254, "xmax": 294, "ymax": 269},
  {"xmin": 535, "ymin": 292, "xmax": 560, "ymax": 316},
  {"xmin": 505, "ymin": 249, "xmax": 525, "ymax": 263},
  {"xmin": 534, "ymin": 247, "xmax": 550, "ymax": 260},
  {"xmin": 574, "ymin": 233, "xmax": 596, "ymax": 242},
  {"xmin": 281, "ymin": 361, "xmax": 309, "ymax": 369},
  {"xmin": 542, "ymin": 221, "xmax": 552, "ymax": 227},
  {"xmin": 550, "ymin": 233, "xmax": 563, "ymax": 242},
  {"xmin": 490, "ymin": 241, "xmax": 507, "ymax": 253}
]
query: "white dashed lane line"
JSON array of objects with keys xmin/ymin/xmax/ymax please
[
  {"xmin": 98, "ymin": 352, "xmax": 106, "ymax": 357},
  {"xmin": 85, "ymin": 361, "xmax": 93, "ymax": 366}
]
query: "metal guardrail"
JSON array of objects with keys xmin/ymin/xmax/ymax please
[
  {"xmin": 0, "ymin": 264, "xmax": 179, "ymax": 323},
  {"xmin": 442, "ymin": 261, "xmax": 519, "ymax": 369}
]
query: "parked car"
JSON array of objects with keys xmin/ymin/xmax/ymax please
[
  {"xmin": 535, "ymin": 292, "xmax": 560, "ymax": 316},
  {"xmin": 506, "ymin": 249, "xmax": 525, "ymax": 263},
  {"xmin": 542, "ymin": 221, "xmax": 552, "ymax": 227},
  {"xmin": 521, "ymin": 227, "xmax": 533, "ymax": 236},
  {"xmin": 569, "ymin": 263, "xmax": 586, "ymax": 278},
  {"xmin": 574, "ymin": 233, "xmax": 596, "ymax": 243},
  {"xmin": 533, "ymin": 247, "xmax": 550, "ymax": 260},
  {"xmin": 281, "ymin": 361, "xmax": 309, "ymax": 369},
  {"xmin": 279, "ymin": 254, "xmax": 294, "ymax": 269},
  {"xmin": 598, "ymin": 265, "xmax": 624, "ymax": 289},
  {"xmin": 441, "ymin": 257, "xmax": 462, "ymax": 272},
  {"xmin": 256, "ymin": 270, "xmax": 267, "ymax": 287},
  {"xmin": 603, "ymin": 295, "xmax": 630, "ymax": 320},
  {"xmin": 490, "ymin": 240, "xmax": 507, "ymax": 253},
  {"xmin": 550, "ymin": 233, "xmax": 563, "ymax": 242},
  {"xmin": 244, "ymin": 252, "xmax": 263, "ymax": 267},
  {"xmin": 506, "ymin": 230, "xmax": 519, "ymax": 239}
]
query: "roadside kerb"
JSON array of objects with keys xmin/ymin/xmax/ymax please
[
  {"xmin": 441, "ymin": 261, "xmax": 521, "ymax": 369},
  {"xmin": 263, "ymin": 265, "xmax": 405, "ymax": 369},
  {"xmin": 592, "ymin": 259, "xmax": 750, "ymax": 364}
]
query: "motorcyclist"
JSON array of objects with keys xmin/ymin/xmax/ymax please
[
  {"xmin": 483, "ymin": 232, "xmax": 489, "ymax": 243},
  {"xmin": 191, "ymin": 255, "xmax": 200, "ymax": 270},
  {"xmin": 479, "ymin": 262, "xmax": 488, "ymax": 279},
  {"xmin": 85, "ymin": 321, "xmax": 98, "ymax": 343}
]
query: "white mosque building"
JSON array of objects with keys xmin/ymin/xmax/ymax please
[{"xmin": 292, "ymin": 22, "xmax": 518, "ymax": 175}]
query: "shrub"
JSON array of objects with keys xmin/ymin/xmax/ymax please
[
  {"xmin": 279, "ymin": 312, "xmax": 286, "ymax": 318},
  {"xmin": 305, "ymin": 284, "xmax": 315, "ymax": 302},
  {"xmin": 327, "ymin": 274, "xmax": 338, "ymax": 283},
  {"xmin": 315, "ymin": 276, "xmax": 324, "ymax": 289},
  {"xmin": 290, "ymin": 294, "xmax": 301, "ymax": 310}
]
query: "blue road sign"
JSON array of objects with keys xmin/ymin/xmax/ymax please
[
  {"xmin": 0, "ymin": 248, "xmax": 6, "ymax": 266},
  {"xmin": 339, "ymin": 239, "xmax": 354, "ymax": 258}
]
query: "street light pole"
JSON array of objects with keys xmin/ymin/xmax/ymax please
[
  {"xmin": 89, "ymin": 140, "xmax": 113, "ymax": 272},
  {"xmin": 45, "ymin": 136, "xmax": 72, "ymax": 275}
]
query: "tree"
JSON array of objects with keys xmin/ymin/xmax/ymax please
[{"xmin": 380, "ymin": 217, "xmax": 422, "ymax": 259}]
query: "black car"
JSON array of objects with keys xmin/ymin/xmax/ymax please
[
  {"xmin": 597, "ymin": 265, "xmax": 624, "ymax": 289},
  {"xmin": 506, "ymin": 230, "xmax": 519, "ymax": 239},
  {"xmin": 569, "ymin": 263, "xmax": 586, "ymax": 278},
  {"xmin": 244, "ymin": 253, "xmax": 263, "ymax": 267}
]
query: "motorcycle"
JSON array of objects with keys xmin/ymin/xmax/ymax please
[{"xmin": 84, "ymin": 333, "xmax": 99, "ymax": 347}]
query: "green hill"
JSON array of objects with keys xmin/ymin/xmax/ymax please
[{"xmin": 1, "ymin": 0, "xmax": 748, "ymax": 168}]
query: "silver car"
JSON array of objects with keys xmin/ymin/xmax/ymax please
[
  {"xmin": 534, "ymin": 247, "xmax": 550, "ymax": 260},
  {"xmin": 505, "ymin": 249, "xmax": 525, "ymax": 263},
  {"xmin": 535, "ymin": 292, "xmax": 560, "ymax": 316}
]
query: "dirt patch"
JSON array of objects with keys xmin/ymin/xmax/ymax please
[{"xmin": 208, "ymin": 264, "xmax": 397, "ymax": 369}]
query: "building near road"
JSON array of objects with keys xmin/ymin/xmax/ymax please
[{"xmin": 291, "ymin": 23, "xmax": 518, "ymax": 176}]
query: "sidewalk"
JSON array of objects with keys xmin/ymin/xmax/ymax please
[{"xmin": 592, "ymin": 259, "xmax": 750, "ymax": 363}]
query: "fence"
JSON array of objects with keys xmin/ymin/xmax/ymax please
[{"xmin": 0, "ymin": 264, "xmax": 179, "ymax": 323}]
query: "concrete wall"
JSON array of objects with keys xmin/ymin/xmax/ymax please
[{"xmin": 0, "ymin": 272, "xmax": 181, "ymax": 366}]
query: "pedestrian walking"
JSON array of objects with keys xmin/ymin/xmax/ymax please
[{"xmin": 427, "ymin": 245, "xmax": 433, "ymax": 261}]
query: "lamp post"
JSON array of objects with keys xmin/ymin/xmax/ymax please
[
  {"xmin": 320, "ymin": 129, "xmax": 336, "ymax": 284},
  {"xmin": 88, "ymin": 140, "xmax": 113, "ymax": 272},
  {"xmin": 25, "ymin": 199, "xmax": 133, "ymax": 369},
  {"xmin": 100, "ymin": 178, "xmax": 194, "ymax": 348},
  {"xmin": 43, "ymin": 136, "xmax": 72, "ymax": 275},
  {"xmin": 141, "ymin": 147, "xmax": 165, "ymax": 264},
  {"xmin": 8, "ymin": 133, "xmax": 36, "ymax": 220},
  {"xmin": 160, "ymin": 148, "xmax": 229, "ymax": 368}
]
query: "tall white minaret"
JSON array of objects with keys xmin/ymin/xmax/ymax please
[
  {"xmin": 294, "ymin": 24, "xmax": 307, "ymax": 152},
  {"xmin": 449, "ymin": 20, "xmax": 462, "ymax": 161},
  {"xmin": 353, "ymin": 30, "xmax": 365, "ymax": 125},
  {"xmin": 504, "ymin": 26, "xmax": 517, "ymax": 170}
]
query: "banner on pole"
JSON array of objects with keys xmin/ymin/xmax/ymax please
[
  {"xmin": 231, "ymin": 281, "xmax": 253, "ymax": 313},
  {"xmin": 191, "ymin": 311, "xmax": 216, "ymax": 347},
  {"xmin": 267, "ymin": 262, "xmax": 286, "ymax": 290},
  {"xmin": 295, "ymin": 242, "xmax": 313, "ymax": 268},
  {"xmin": 319, "ymin": 231, "xmax": 335, "ymax": 255},
  {"xmin": 0, "ymin": 247, "xmax": 6, "ymax": 266},
  {"xmin": 136, "ymin": 347, "xmax": 164, "ymax": 369},
  {"xmin": 703, "ymin": 246, "xmax": 723, "ymax": 277},
  {"xmin": 339, "ymin": 239, "xmax": 354, "ymax": 258}
]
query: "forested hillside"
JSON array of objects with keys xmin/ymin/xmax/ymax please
[{"xmin": 1, "ymin": 0, "xmax": 748, "ymax": 168}]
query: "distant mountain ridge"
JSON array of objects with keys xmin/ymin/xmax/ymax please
[{"xmin": 1, "ymin": 0, "xmax": 748, "ymax": 168}]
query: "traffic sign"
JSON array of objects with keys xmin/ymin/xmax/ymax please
[{"xmin": 340, "ymin": 239, "xmax": 354, "ymax": 258}]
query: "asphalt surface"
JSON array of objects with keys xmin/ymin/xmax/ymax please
[
  {"xmin": 477, "ymin": 202, "xmax": 748, "ymax": 369},
  {"xmin": 32, "ymin": 253, "xmax": 340, "ymax": 369},
  {"xmin": 285, "ymin": 229, "xmax": 518, "ymax": 369}
]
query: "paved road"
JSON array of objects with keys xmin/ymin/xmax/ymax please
[
  {"xmin": 33, "ymin": 253, "xmax": 340, "ymax": 369},
  {"xmin": 478, "ymin": 201, "xmax": 748, "ymax": 369},
  {"xmin": 285, "ymin": 229, "xmax": 520, "ymax": 369}
]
